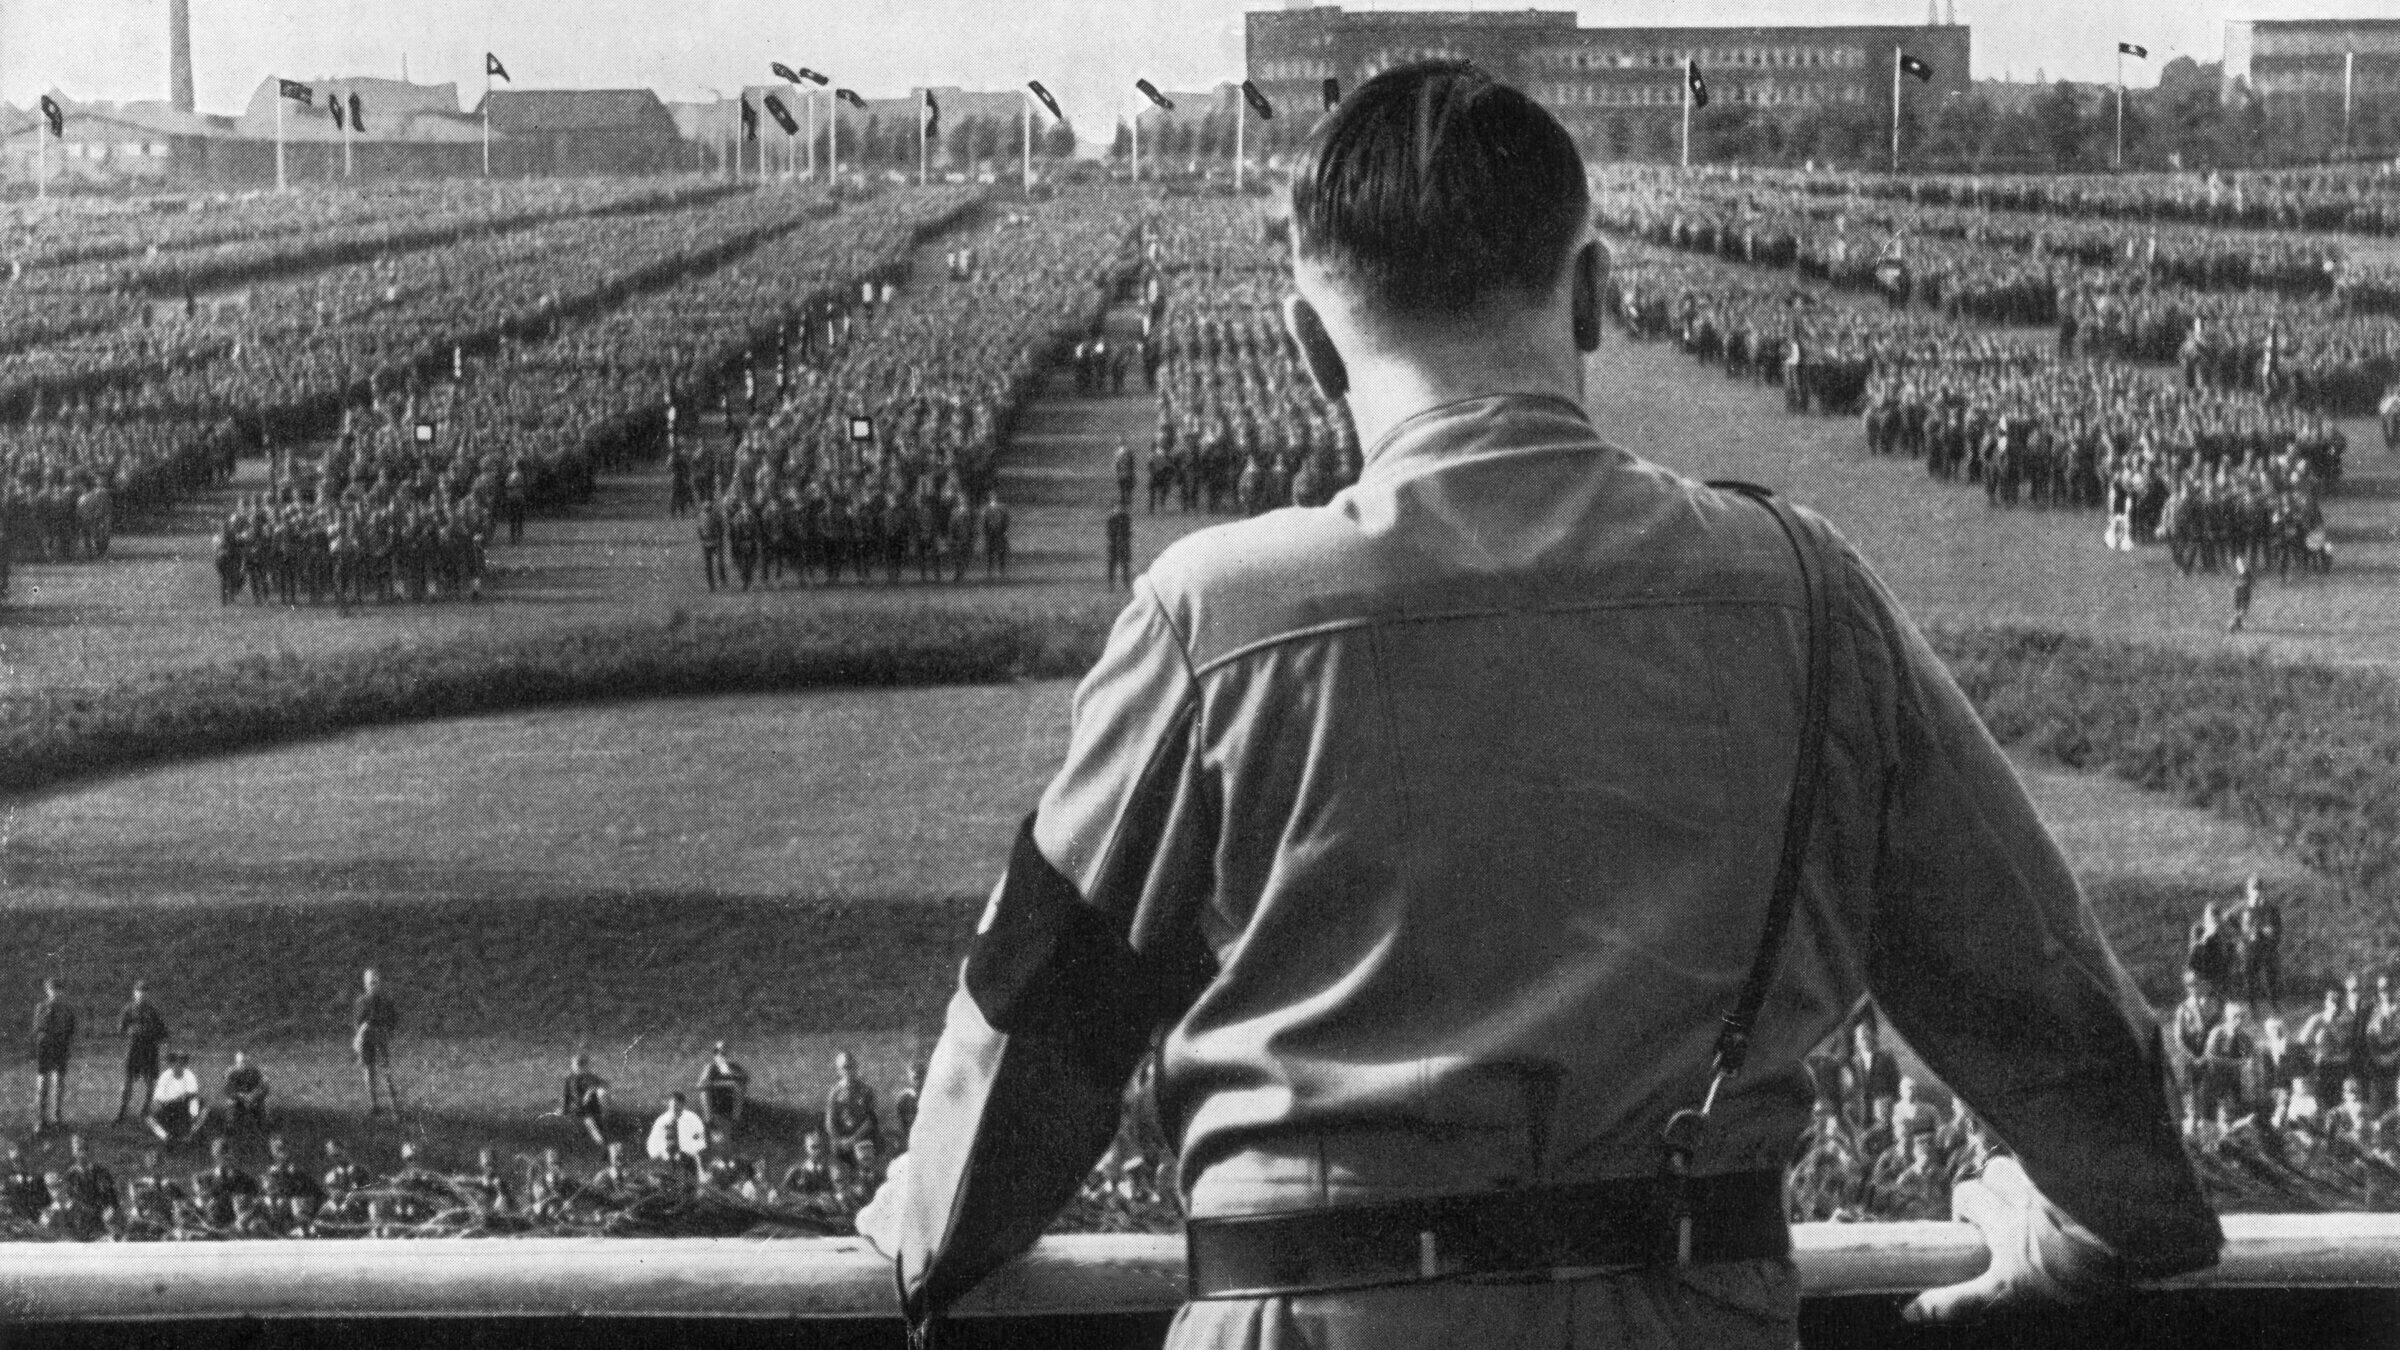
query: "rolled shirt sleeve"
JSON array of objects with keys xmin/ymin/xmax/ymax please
[{"xmin": 862, "ymin": 579, "xmax": 1218, "ymax": 1318}]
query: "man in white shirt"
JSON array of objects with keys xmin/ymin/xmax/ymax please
[
  {"xmin": 146, "ymin": 1052, "xmax": 206, "ymax": 1143},
  {"xmin": 645, "ymin": 1091, "xmax": 708, "ymax": 1167}
]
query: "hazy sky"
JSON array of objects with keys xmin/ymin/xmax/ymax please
[{"xmin": 8, "ymin": 0, "xmax": 2395, "ymax": 128}]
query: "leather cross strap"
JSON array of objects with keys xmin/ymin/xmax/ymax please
[{"xmin": 1702, "ymin": 479, "xmax": 1836, "ymax": 1083}]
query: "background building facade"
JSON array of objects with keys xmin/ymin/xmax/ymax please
[{"xmin": 1246, "ymin": 6, "xmax": 1971, "ymax": 161}]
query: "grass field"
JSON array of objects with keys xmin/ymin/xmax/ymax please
[{"xmin": 5, "ymin": 223, "xmax": 2400, "ymax": 1188}]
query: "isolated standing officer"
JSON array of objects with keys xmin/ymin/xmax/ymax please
[
  {"xmin": 861, "ymin": 62, "xmax": 2219, "ymax": 1349},
  {"xmin": 353, "ymin": 969, "xmax": 400, "ymax": 1116}
]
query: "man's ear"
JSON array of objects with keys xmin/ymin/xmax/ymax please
[
  {"xmin": 1572, "ymin": 240, "xmax": 1608, "ymax": 353},
  {"xmin": 1282, "ymin": 294, "xmax": 1349, "ymax": 402}
]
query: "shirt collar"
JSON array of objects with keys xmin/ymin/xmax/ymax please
[{"xmin": 1360, "ymin": 392, "xmax": 1598, "ymax": 476}]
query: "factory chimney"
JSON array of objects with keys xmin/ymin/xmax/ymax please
[{"xmin": 169, "ymin": 0, "xmax": 195, "ymax": 112}]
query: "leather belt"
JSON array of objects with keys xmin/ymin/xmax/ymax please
[{"xmin": 1185, "ymin": 1169, "xmax": 1790, "ymax": 1300}]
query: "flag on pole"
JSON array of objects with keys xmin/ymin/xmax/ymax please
[
  {"xmin": 835, "ymin": 89, "xmax": 867, "ymax": 110},
  {"xmin": 1242, "ymin": 80, "xmax": 1274, "ymax": 119},
  {"xmin": 763, "ymin": 93, "xmax": 799, "ymax": 135},
  {"xmin": 2117, "ymin": 41, "xmax": 2149, "ymax": 58},
  {"xmin": 740, "ymin": 98, "xmax": 758, "ymax": 141},
  {"xmin": 38, "ymin": 95, "xmax": 64, "ymax": 137},
  {"xmin": 1687, "ymin": 59, "xmax": 1709, "ymax": 109},
  {"xmin": 922, "ymin": 90, "xmax": 940, "ymax": 140},
  {"xmin": 277, "ymin": 78, "xmax": 315, "ymax": 103},
  {"xmin": 1322, "ymin": 78, "xmax": 1341, "ymax": 109},
  {"xmin": 1898, "ymin": 53, "xmax": 1934, "ymax": 81},
  {"xmin": 1027, "ymin": 80, "xmax": 1063, "ymax": 121},
  {"xmin": 772, "ymin": 62, "xmax": 803, "ymax": 85},
  {"xmin": 330, "ymin": 97, "xmax": 345, "ymax": 130},
  {"xmin": 1135, "ymin": 78, "xmax": 1174, "ymax": 111},
  {"xmin": 486, "ymin": 53, "xmax": 510, "ymax": 82},
  {"xmin": 795, "ymin": 67, "xmax": 829, "ymax": 86},
  {"xmin": 349, "ymin": 93, "xmax": 366, "ymax": 132}
]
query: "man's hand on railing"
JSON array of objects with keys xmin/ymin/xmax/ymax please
[{"xmin": 1903, "ymin": 1156, "xmax": 2122, "ymax": 1324}]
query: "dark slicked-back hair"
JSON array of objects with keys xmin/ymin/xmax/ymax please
[{"xmin": 1290, "ymin": 61, "xmax": 1589, "ymax": 322}]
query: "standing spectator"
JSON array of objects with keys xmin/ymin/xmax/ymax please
[
  {"xmin": 2171, "ymin": 972, "xmax": 2224, "ymax": 1114},
  {"xmin": 561, "ymin": 1053, "xmax": 610, "ymax": 1146},
  {"xmin": 2238, "ymin": 876, "xmax": 2284, "ymax": 1008},
  {"xmin": 697, "ymin": 1042, "xmax": 751, "ymax": 1130},
  {"xmin": 645, "ymin": 1091, "xmax": 707, "ymax": 1165},
  {"xmin": 2228, "ymin": 554, "xmax": 2255, "ymax": 632},
  {"xmin": 222, "ymin": 1051, "xmax": 270, "ymax": 1131},
  {"xmin": 2186, "ymin": 902, "xmax": 2239, "ymax": 996},
  {"xmin": 352, "ymin": 968, "xmax": 400, "ymax": 1116},
  {"xmin": 1838, "ymin": 1017, "xmax": 1900, "ymax": 1127},
  {"xmin": 31, "ymin": 977, "xmax": 76, "ymax": 1132},
  {"xmin": 2199, "ymin": 1005, "xmax": 2257, "ymax": 1123},
  {"xmin": 1103, "ymin": 504, "xmax": 1133, "ymax": 589},
  {"xmin": 115, "ymin": 982, "xmax": 169, "ymax": 1124},
  {"xmin": 2364, "ymin": 975, "xmax": 2400, "ymax": 1114},
  {"xmin": 146, "ymin": 1052, "xmax": 207, "ymax": 1144},
  {"xmin": 979, "ymin": 492, "xmax": 1010, "ymax": 579},
  {"xmin": 893, "ymin": 1062, "xmax": 923, "ymax": 1152},
  {"xmin": 825, "ymin": 1050, "xmax": 881, "ymax": 1163}
]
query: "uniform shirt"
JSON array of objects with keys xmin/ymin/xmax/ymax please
[
  {"xmin": 31, "ymin": 998, "xmax": 74, "ymax": 1045},
  {"xmin": 827, "ymin": 1081, "xmax": 880, "ymax": 1148},
  {"xmin": 353, "ymin": 990, "xmax": 398, "ymax": 1036},
  {"xmin": 118, "ymin": 1002, "xmax": 169, "ymax": 1055},
  {"xmin": 152, "ymin": 1067, "xmax": 202, "ymax": 1106},
  {"xmin": 878, "ymin": 393, "xmax": 2219, "ymax": 1286},
  {"xmin": 646, "ymin": 1107, "xmax": 708, "ymax": 1161},
  {"xmin": 563, "ymin": 1071, "xmax": 609, "ymax": 1116}
]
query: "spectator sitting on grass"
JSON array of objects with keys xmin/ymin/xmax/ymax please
[
  {"xmin": 589, "ymin": 1141, "xmax": 636, "ymax": 1198},
  {"xmin": 222, "ymin": 1051, "xmax": 269, "ymax": 1131},
  {"xmin": 646, "ymin": 1091, "xmax": 707, "ymax": 1168},
  {"xmin": 191, "ymin": 1137, "xmax": 259, "ymax": 1228},
  {"xmin": 779, "ymin": 1130, "xmax": 836, "ymax": 1209},
  {"xmin": 824, "ymin": 1051, "xmax": 879, "ymax": 1163},
  {"xmin": 146, "ymin": 1051, "xmax": 207, "ymax": 1143},
  {"xmin": 3, "ymin": 1142, "xmax": 50, "ymax": 1220},
  {"xmin": 322, "ymin": 1140, "xmax": 371, "ymax": 1199}
]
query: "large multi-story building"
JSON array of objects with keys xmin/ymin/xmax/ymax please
[
  {"xmin": 1247, "ymin": 5, "xmax": 1970, "ymax": 159},
  {"xmin": 2223, "ymin": 19, "xmax": 2400, "ymax": 128}
]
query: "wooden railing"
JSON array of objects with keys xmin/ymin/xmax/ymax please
[{"xmin": 3, "ymin": 1217, "xmax": 2397, "ymax": 1322}]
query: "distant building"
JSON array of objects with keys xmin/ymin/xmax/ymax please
[
  {"xmin": 2222, "ymin": 19, "xmax": 2400, "ymax": 118},
  {"xmin": 477, "ymin": 89, "xmax": 682, "ymax": 175},
  {"xmin": 1246, "ymin": 6, "xmax": 1971, "ymax": 160},
  {"xmin": 0, "ymin": 97, "xmax": 213, "ymax": 186}
]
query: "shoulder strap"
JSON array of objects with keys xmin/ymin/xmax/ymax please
[{"xmin": 1699, "ymin": 479, "xmax": 1835, "ymax": 1082}]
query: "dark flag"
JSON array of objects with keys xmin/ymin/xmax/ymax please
[
  {"xmin": 764, "ymin": 93, "xmax": 799, "ymax": 135},
  {"xmin": 349, "ymin": 92, "xmax": 366, "ymax": 133},
  {"xmin": 38, "ymin": 95, "xmax": 63, "ymax": 138},
  {"xmin": 1136, "ymin": 78, "xmax": 1174, "ymax": 111},
  {"xmin": 772, "ymin": 62, "xmax": 802, "ymax": 85},
  {"xmin": 922, "ymin": 90, "xmax": 940, "ymax": 140},
  {"xmin": 1027, "ymin": 80, "xmax": 1063, "ymax": 121},
  {"xmin": 1242, "ymin": 80, "xmax": 1274, "ymax": 120},
  {"xmin": 836, "ymin": 88, "xmax": 867, "ymax": 110},
  {"xmin": 330, "ymin": 97, "xmax": 345, "ymax": 130},
  {"xmin": 1687, "ymin": 59, "xmax": 1709, "ymax": 109},
  {"xmin": 796, "ymin": 67, "xmax": 829, "ymax": 86},
  {"xmin": 1899, "ymin": 53, "xmax": 1934, "ymax": 82},
  {"xmin": 277, "ymin": 78, "xmax": 314, "ymax": 104},
  {"xmin": 740, "ymin": 98, "xmax": 758, "ymax": 141},
  {"xmin": 1322, "ymin": 77, "xmax": 1341, "ymax": 109},
  {"xmin": 2118, "ymin": 42, "xmax": 2149, "ymax": 58},
  {"xmin": 486, "ymin": 53, "xmax": 511, "ymax": 82}
]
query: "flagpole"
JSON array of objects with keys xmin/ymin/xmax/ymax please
[
  {"xmin": 806, "ymin": 93, "xmax": 816, "ymax": 181},
  {"xmin": 830, "ymin": 98, "xmax": 839, "ymax": 186},
  {"xmin": 276, "ymin": 90, "xmax": 287, "ymax": 193},
  {"xmin": 1022, "ymin": 89, "xmax": 1033, "ymax": 193},
  {"xmin": 482, "ymin": 67, "xmax": 491, "ymax": 177},
  {"xmin": 35, "ymin": 124, "xmax": 44, "ymax": 202},
  {"xmin": 2114, "ymin": 48, "xmax": 2124, "ymax": 170},
  {"xmin": 1131, "ymin": 107, "xmax": 1140, "ymax": 184},
  {"xmin": 1681, "ymin": 55, "xmax": 1692, "ymax": 170},
  {"xmin": 1234, "ymin": 94, "xmax": 1245, "ymax": 192},
  {"xmin": 919, "ymin": 89, "xmax": 928, "ymax": 187},
  {"xmin": 344, "ymin": 98, "xmax": 354, "ymax": 179},
  {"xmin": 1889, "ymin": 46, "xmax": 1902, "ymax": 174},
  {"xmin": 2343, "ymin": 51, "xmax": 2355, "ymax": 159}
]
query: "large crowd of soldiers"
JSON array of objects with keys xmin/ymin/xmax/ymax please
[{"xmin": 208, "ymin": 406, "xmax": 517, "ymax": 611}]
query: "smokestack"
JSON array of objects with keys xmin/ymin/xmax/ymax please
[{"xmin": 169, "ymin": 0, "xmax": 195, "ymax": 112}]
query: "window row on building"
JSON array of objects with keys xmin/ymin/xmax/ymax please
[
  {"xmin": 52, "ymin": 140, "xmax": 172, "ymax": 159},
  {"xmin": 1253, "ymin": 57, "xmax": 1337, "ymax": 83},
  {"xmin": 1541, "ymin": 80, "xmax": 1867, "ymax": 107},
  {"xmin": 1534, "ymin": 46, "xmax": 1870, "ymax": 73}
]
